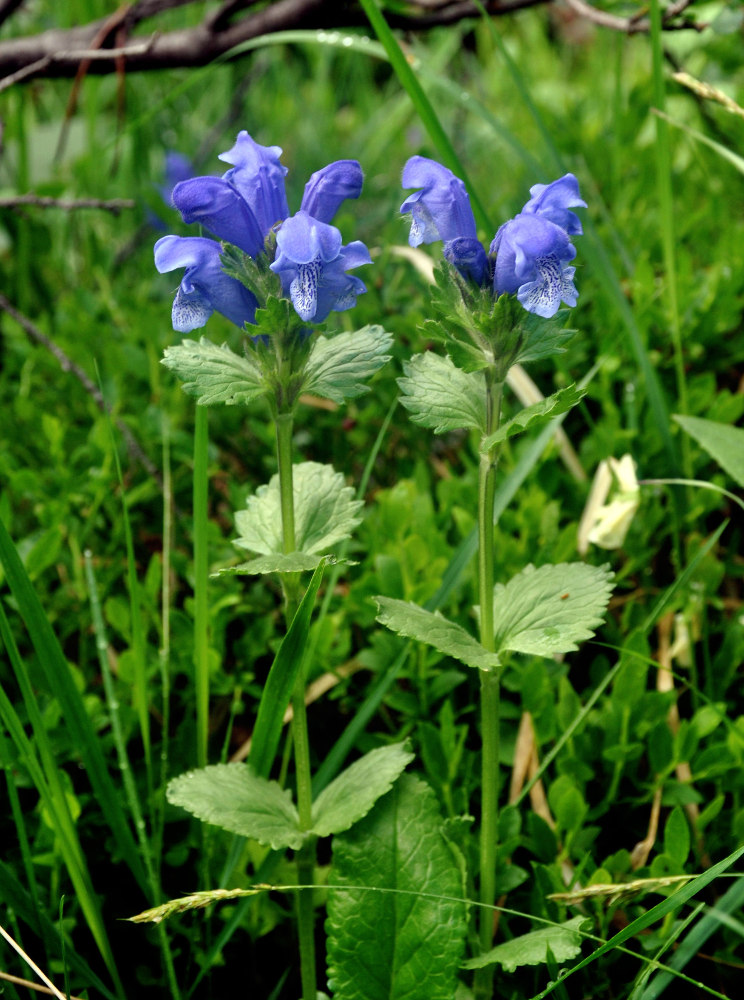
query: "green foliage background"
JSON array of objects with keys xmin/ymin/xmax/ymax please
[{"xmin": 1, "ymin": 1, "xmax": 744, "ymax": 997}]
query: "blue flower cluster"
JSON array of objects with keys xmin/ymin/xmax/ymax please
[
  {"xmin": 400, "ymin": 156, "xmax": 586, "ymax": 318},
  {"xmin": 154, "ymin": 132, "xmax": 371, "ymax": 332}
]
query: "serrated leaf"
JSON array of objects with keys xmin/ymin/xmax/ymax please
[
  {"xmin": 397, "ymin": 352, "xmax": 487, "ymax": 433},
  {"xmin": 213, "ymin": 552, "xmax": 326, "ymax": 576},
  {"xmin": 234, "ymin": 462, "xmax": 363, "ymax": 556},
  {"xmin": 312, "ymin": 742, "xmax": 414, "ymax": 837},
  {"xmin": 161, "ymin": 337, "xmax": 266, "ymax": 405},
  {"xmin": 374, "ymin": 596, "xmax": 499, "ymax": 671},
  {"xmin": 220, "ymin": 242, "xmax": 283, "ymax": 303},
  {"xmin": 303, "ymin": 325, "xmax": 394, "ymax": 403},
  {"xmin": 326, "ymin": 773, "xmax": 468, "ymax": 1000},
  {"xmin": 251, "ymin": 293, "xmax": 308, "ymax": 342},
  {"xmin": 674, "ymin": 414, "xmax": 744, "ymax": 489},
  {"xmin": 481, "ymin": 384, "xmax": 586, "ymax": 451},
  {"xmin": 464, "ymin": 916, "xmax": 587, "ymax": 971},
  {"xmin": 166, "ymin": 763, "xmax": 303, "ymax": 850},
  {"xmin": 515, "ymin": 310, "xmax": 576, "ymax": 365},
  {"xmin": 491, "ymin": 563, "xmax": 614, "ymax": 658}
]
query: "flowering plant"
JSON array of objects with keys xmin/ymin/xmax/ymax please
[
  {"xmin": 150, "ymin": 130, "xmax": 397, "ymax": 1000},
  {"xmin": 146, "ymin": 140, "xmax": 613, "ymax": 1000},
  {"xmin": 401, "ymin": 155, "xmax": 585, "ymax": 319},
  {"xmin": 154, "ymin": 131, "xmax": 371, "ymax": 331},
  {"xmin": 365, "ymin": 155, "xmax": 614, "ymax": 999}
]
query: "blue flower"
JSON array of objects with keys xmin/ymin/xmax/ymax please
[
  {"xmin": 154, "ymin": 235, "xmax": 258, "ymax": 333},
  {"xmin": 520, "ymin": 173, "xmax": 586, "ymax": 235},
  {"xmin": 400, "ymin": 158, "xmax": 584, "ymax": 318},
  {"xmin": 400, "ymin": 156, "xmax": 478, "ymax": 247},
  {"xmin": 155, "ymin": 131, "xmax": 370, "ymax": 330},
  {"xmin": 491, "ymin": 214, "xmax": 578, "ymax": 319},
  {"xmin": 270, "ymin": 211, "xmax": 371, "ymax": 323}
]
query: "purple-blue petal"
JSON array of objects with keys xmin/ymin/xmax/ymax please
[
  {"xmin": 491, "ymin": 214, "xmax": 575, "ymax": 294},
  {"xmin": 444, "ymin": 236, "xmax": 489, "ymax": 286},
  {"xmin": 171, "ymin": 176, "xmax": 264, "ymax": 256},
  {"xmin": 400, "ymin": 155, "xmax": 477, "ymax": 246},
  {"xmin": 154, "ymin": 235, "xmax": 257, "ymax": 332},
  {"xmin": 218, "ymin": 131, "xmax": 289, "ymax": 236},
  {"xmin": 270, "ymin": 218, "xmax": 371, "ymax": 323},
  {"xmin": 300, "ymin": 160, "xmax": 363, "ymax": 224},
  {"xmin": 521, "ymin": 173, "xmax": 586, "ymax": 235},
  {"xmin": 338, "ymin": 239, "xmax": 373, "ymax": 271},
  {"xmin": 517, "ymin": 261, "xmax": 578, "ymax": 318},
  {"xmin": 272, "ymin": 211, "xmax": 342, "ymax": 266}
]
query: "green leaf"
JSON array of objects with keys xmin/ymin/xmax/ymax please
[
  {"xmin": 481, "ymin": 384, "xmax": 586, "ymax": 450},
  {"xmin": 673, "ymin": 414, "xmax": 744, "ymax": 489},
  {"xmin": 249, "ymin": 559, "xmax": 327, "ymax": 778},
  {"xmin": 251, "ymin": 292, "xmax": 308, "ymax": 342},
  {"xmin": 397, "ymin": 352, "xmax": 487, "ymax": 433},
  {"xmin": 312, "ymin": 742, "xmax": 414, "ymax": 837},
  {"xmin": 214, "ymin": 552, "xmax": 326, "ymax": 576},
  {"xmin": 491, "ymin": 563, "xmax": 614, "ymax": 658},
  {"xmin": 515, "ymin": 310, "xmax": 576, "ymax": 365},
  {"xmin": 234, "ymin": 461, "xmax": 363, "ymax": 556},
  {"xmin": 303, "ymin": 325, "xmax": 393, "ymax": 403},
  {"xmin": 326, "ymin": 773, "xmax": 468, "ymax": 1000},
  {"xmin": 464, "ymin": 916, "xmax": 587, "ymax": 971},
  {"xmin": 161, "ymin": 337, "xmax": 266, "ymax": 405},
  {"xmin": 374, "ymin": 596, "xmax": 500, "ymax": 671},
  {"xmin": 664, "ymin": 807, "xmax": 691, "ymax": 866},
  {"xmin": 220, "ymin": 242, "xmax": 284, "ymax": 304},
  {"xmin": 166, "ymin": 763, "xmax": 303, "ymax": 850}
]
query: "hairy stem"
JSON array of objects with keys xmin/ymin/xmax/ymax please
[
  {"xmin": 275, "ymin": 409, "xmax": 316, "ymax": 1000},
  {"xmin": 474, "ymin": 374, "xmax": 503, "ymax": 999}
]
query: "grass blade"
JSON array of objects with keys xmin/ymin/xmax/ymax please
[
  {"xmin": 249, "ymin": 558, "xmax": 328, "ymax": 779},
  {"xmin": 530, "ymin": 843, "xmax": 744, "ymax": 999},
  {"xmin": 0, "ymin": 600, "xmax": 123, "ymax": 995},
  {"xmin": 0, "ymin": 514, "xmax": 147, "ymax": 894},
  {"xmin": 358, "ymin": 0, "xmax": 493, "ymax": 233}
]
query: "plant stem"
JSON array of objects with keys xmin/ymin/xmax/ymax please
[
  {"xmin": 475, "ymin": 374, "xmax": 503, "ymax": 999},
  {"xmin": 275, "ymin": 409, "xmax": 316, "ymax": 1000},
  {"xmin": 193, "ymin": 405, "xmax": 210, "ymax": 771}
]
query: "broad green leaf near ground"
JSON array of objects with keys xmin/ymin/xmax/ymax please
[
  {"xmin": 326, "ymin": 773, "xmax": 467, "ymax": 1000},
  {"xmin": 463, "ymin": 916, "xmax": 587, "ymax": 972},
  {"xmin": 374, "ymin": 596, "xmax": 500, "ymax": 670},
  {"xmin": 214, "ymin": 552, "xmax": 326, "ymax": 576},
  {"xmin": 311, "ymin": 742, "xmax": 414, "ymax": 837},
  {"xmin": 166, "ymin": 764, "xmax": 303, "ymax": 850},
  {"xmin": 674, "ymin": 414, "xmax": 744, "ymax": 489},
  {"xmin": 234, "ymin": 461, "xmax": 363, "ymax": 556},
  {"xmin": 491, "ymin": 563, "xmax": 614, "ymax": 657}
]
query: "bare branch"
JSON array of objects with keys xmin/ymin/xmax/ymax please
[
  {"xmin": 0, "ymin": 0, "xmax": 706, "ymax": 85},
  {"xmin": 562, "ymin": 0, "xmax": 705, "ymax": 34},
  {"xmin": 0, "ymin": 0, "xmax": 25, "ymax": 28}
]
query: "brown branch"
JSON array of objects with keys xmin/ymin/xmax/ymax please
[
  {"xmin": 0, "ymin": 293, "xmax": 163, "ymax": 492},
  {"xmin": 0, "ymin": 0, "xmax": 25, "ymax": 28},
  {"xmin": 0, "ymin": 0, "xmax": 706, "ymax": 84},
  {"xmin": 562, "ymin": 0, "xmax": 705, "ymax": 34},
  {"xmin": 0, "ymin": 194, "xmax": 136, "ymax": 212}
]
